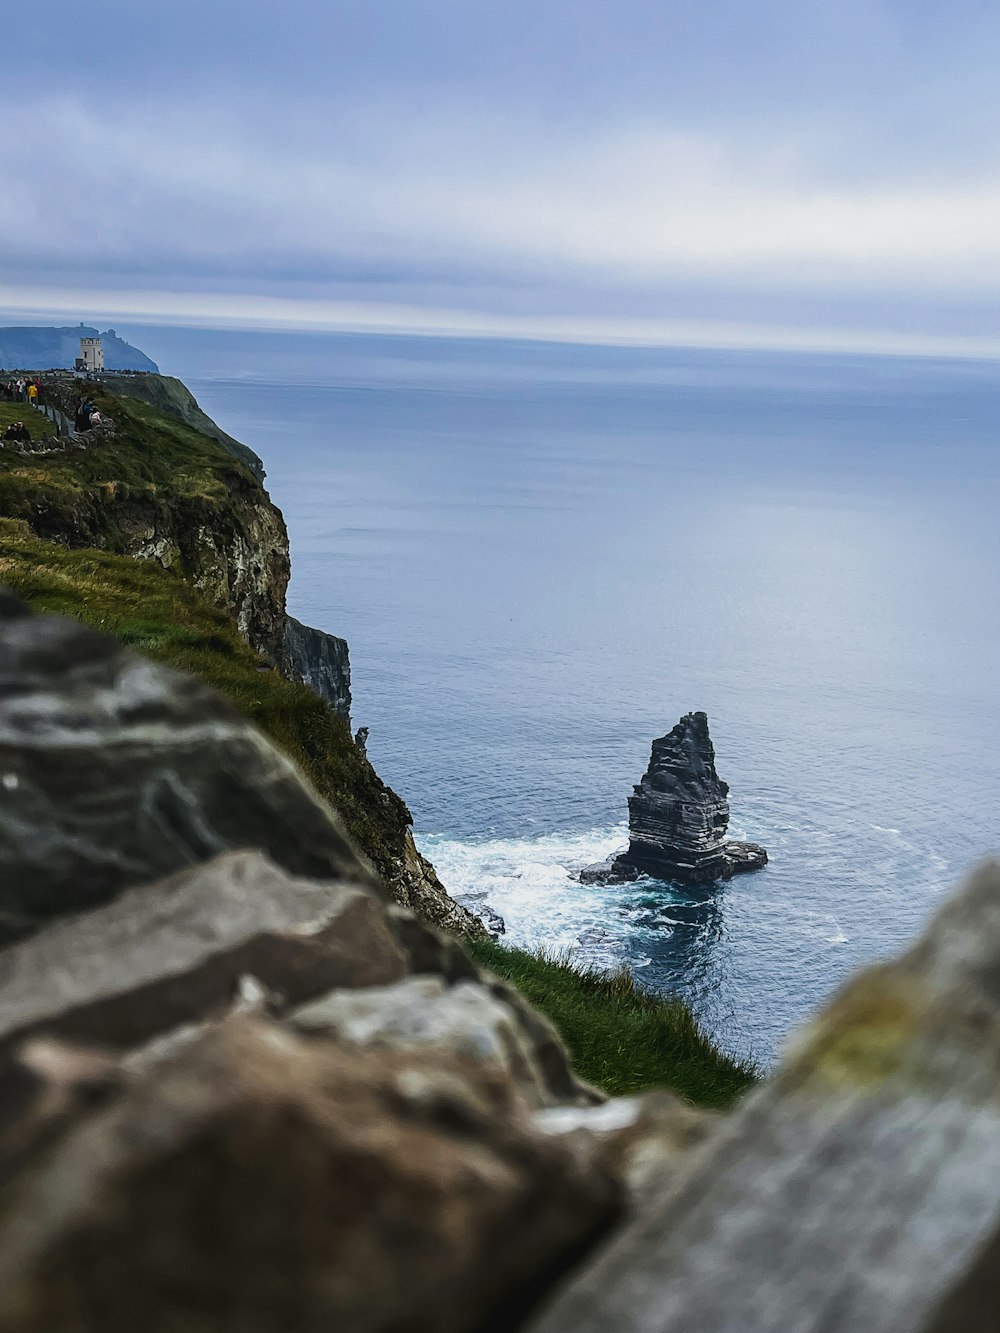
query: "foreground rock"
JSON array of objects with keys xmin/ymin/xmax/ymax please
[
  {"xmin": 530, "ymin": 858, "xmax": 1000, "ymax": 1333},
  {"xmin": 580, "ymin": 711, "xmax": 767, "ymax": 886},
  {"xmin": 534, "ymin": 1091, "xmax": 715, "ymax": 1199},
  {"xmin": 0, "ymin": 850, "xmax": 409, "ymax": 1054},
  {"xmin": 291, "ymin": 974, "xmax": 601, "ymax": 1108},
  {"xmin": 0, "ymin": 593, "xmax": 480, "ymax": 942},
  {"xmin": 0, "ymin": 1018, "xmax": 621, "ymax": 1333}
]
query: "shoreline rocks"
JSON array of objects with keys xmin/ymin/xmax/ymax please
[{"xmin": 580, "ymin": 712, "xmax": 767, "ymax": 887}]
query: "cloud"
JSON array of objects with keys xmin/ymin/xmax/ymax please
[
  {"xmin": 8, "ymin": 96, "xmax": 1000, "ymax": 303},
  {"xmin": 6, "ymin": 280, "xmax": 1000, "ymax": 363}
]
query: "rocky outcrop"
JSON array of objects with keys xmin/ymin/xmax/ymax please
[
  {"xmin": 580, "ymin": 712, "xmax": 767, "ymax": 886},
  {"xmin": 284, "ymin": 613, "xmax": 352, "ymax": 722},
  {"xmin": 0, "ymin": 1019, "xmax": 620, "ymax": 1333},
  {"xmin": 13, "ymin": 382, "xmax": 291, "ymax": 666}
]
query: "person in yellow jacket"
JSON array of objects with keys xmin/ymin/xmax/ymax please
[{"xmin": 26, "ymin": 382, "xmax": 37, "ymax": 405}]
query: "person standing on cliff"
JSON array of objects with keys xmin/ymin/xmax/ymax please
[{"xmin": 26, "ymin": 382, "xmax": 37, "ymax": 406}]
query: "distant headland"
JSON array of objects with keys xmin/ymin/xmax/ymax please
[{"xmin": 0, "ymin": 324, "xmax": 158, "ymax": 373}]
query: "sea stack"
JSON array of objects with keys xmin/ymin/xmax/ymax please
[{"xmin": 580, "ymin": 711, "xmax": 767, "ymax": 886}]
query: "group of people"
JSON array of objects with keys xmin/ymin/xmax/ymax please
[
  {"xmin": 74, "ymin": 399, "xmax": 103, "ymax": 431},
  {"xmin": 2, "ymin": 420, "xmax": 32, "ymax": 444},
  {"xmin": 2, "ymin": 377, "xmax": 41, "ymax": 405}
]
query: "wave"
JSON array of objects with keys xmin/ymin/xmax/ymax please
[{"xmin": 418, "ymin": 823, "xmax": 652, "ymax": 968}]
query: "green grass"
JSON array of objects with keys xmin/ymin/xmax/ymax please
[
  {"xmin": 0, "ymin": 521, "xmax": 414, "ymax": 886},
  {"xmin": 468, "ymin": 937, "xmax": 758, "ymax": 1107},
  {"xmin": 0, "ymin": 387, "xmax": 255, "ymax": 549},
  {"xmin": 0, "ymin": 401, "xmax": 55, "ymax": 442}
]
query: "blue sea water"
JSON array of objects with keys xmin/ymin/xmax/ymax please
[{"xmin": 126, "ymin": 326, "xmax": 1000, "ymax": 1065}]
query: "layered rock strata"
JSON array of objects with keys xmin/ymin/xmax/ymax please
[
  {"xmin": 284, "ymin": 613, "xmax": 352, "ymax": 722},
  {"xmin": 580, "ymin": 711, "xmax": 767, "ymax": 886}
]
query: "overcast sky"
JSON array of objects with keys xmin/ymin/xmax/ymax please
[{"xmin": 6, "ymin": 0, "xmax": 1000, "ymax": 352}]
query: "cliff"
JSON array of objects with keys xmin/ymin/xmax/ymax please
[
  {"xmin": 0, "ymin": 324, "xmax": 158, "ymax": 372},
  {"xmin": 0, "ymin": 385, "xmax": 290, "ymax": 665},
  {"xmin": 283, "ymin": 614, "xmax": 352, "ymax": 723},
  {"xmin": 100, "ymin": 373, "xmax": 267, "ymax": 481},
  {"xmin": 0, "ymin": 379, "xmax": 479, "ymax": 935}
]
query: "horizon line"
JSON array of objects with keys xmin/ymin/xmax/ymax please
[{"xmin": 2, "ymin": 283, "xmax": 1000, "ymax": 364}]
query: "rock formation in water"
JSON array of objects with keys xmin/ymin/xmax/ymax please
[{"xmin": 580, "ymin": 711, "xmax": 767, "ymax": 886}]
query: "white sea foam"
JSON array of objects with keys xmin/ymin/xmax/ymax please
[{"xmin": 418, "ymin": 823, "xmax": 652, "ymax": 970}]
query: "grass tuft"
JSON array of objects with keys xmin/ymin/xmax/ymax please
[{"xmin": 468, "ymin": 936, "xmax": 758, "ymax": 1108}]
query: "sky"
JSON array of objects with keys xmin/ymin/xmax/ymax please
[{"xmin": 6, "ymin": 0, "xmax": 1000, "ymax": 354}]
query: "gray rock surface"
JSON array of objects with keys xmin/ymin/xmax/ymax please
[
  {"xmin": 0, "ymin": 1016, "xmax": 621, "ymax": 1333},
  {"xmin": 529, "ymin": 858, "xmax": 1000, "ymax": 1333},
  {"xmin": 0, "ymin": 599, "xmax": 377, "ymax": 942},
  {"xmin": 534, "ymin": 1090, "xmax": 714, "ymax": 1198},
  {"xmin": 0, "ymin": 850, "xmax": 407, "ymax": 1053},
  {"xmin": 284, "ymin": 613, "xmax": 352, "ymax": 722},
  {"xmin": 291, "ymin": 974, "xmax": 600, "ymax": 1108},
  {"xmin": 581, "ymin": 711, "xmax": 767, "ymax": 886}
]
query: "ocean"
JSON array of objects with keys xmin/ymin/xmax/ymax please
[{"xmin": 124, "ymin": 325, "xmax": 1000, "ymax": 1065}]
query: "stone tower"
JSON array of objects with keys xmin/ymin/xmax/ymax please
[{"xmin": 76, "ymin": 336, "xmax": 104, "ymax": 373}]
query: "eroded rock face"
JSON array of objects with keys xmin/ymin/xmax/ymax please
[
  {"xmin": 0, "ymin": 600, "xmax": 376, "ymax": 942},
  {"xmin": 392, "ymin": 829, "xmax": 489, "ymax": 938},
  {"xmin": 581, "ymin": 712, "xmax": 767, "ymax": 886},
  {"xmin": 283, "ymin": 613, "xmax": 352, "ymax": 722},
  {"xmin": 0, "ymin": 1017, "xmax": 621, "ymax": 1333}
]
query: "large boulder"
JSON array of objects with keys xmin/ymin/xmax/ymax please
[
  {"xmin": 291, "ymin": 974, "xmax": 602, "ymax": 1108},
  {"xmin": 0, "ymin": 593, "xmax": 376, "ymax": 943},
  {"xmin": 0, "ymin": 850, "xmax": 408, "ymax": 1054},
  {"xmin": 0, "ymin": 1017, "xmax": 621, "ymax": 1333}
]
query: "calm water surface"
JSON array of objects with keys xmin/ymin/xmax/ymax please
[{"xmin": 131, "ymin": 326, "xmax": 1000, "ymax": 1064}]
